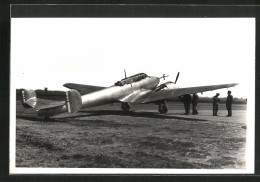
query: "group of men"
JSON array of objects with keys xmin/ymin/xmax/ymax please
[
  {"xmin": 179, "ymin": 93, "xmax": 199, "ymax": 115},
  {"xmin": 212, "ymin": 90, "xmax": 233, "ymax": 117},
  {"xmin": 179, "ymin": 91, "xmax": 233, "ymax": 117}
]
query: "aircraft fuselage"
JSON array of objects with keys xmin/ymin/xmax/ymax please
[
  {"xmin": 81, "ymin": 76, "xmax": 159, "ymax": 108},
  {"xmin": 36, "ymin": 74, "xmax": 160, "ymax": 117}
]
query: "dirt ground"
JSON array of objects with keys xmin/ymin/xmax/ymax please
[{"xmin": 15, "ymin": 102, "xmax": 247, "ymax": 169}]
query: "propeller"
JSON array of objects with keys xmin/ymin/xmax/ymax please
[
  {"xmin": 174, "ymin": 72, "xmax": 180, "ymax": 84},
  {"xmin": 160, "ymin": 74, "xmax": 169, "ymax": 80},
  {"xmin": 124, "ymin": 69, "xmax": 127, "ymax": 78}
]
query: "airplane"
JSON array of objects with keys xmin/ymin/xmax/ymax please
[{"xmin": 20, "ymin": 72, "xmax": 238, "ymax": 119}]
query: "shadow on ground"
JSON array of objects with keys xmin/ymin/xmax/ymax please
[
  {"xmin": 17, "ymin": 110, "xmax": 208, "ymax": 122},
  {"xmin": 77, "ymin": 110, "xmax": 208, "ymax": 121}
]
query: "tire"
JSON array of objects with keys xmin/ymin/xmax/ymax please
[
  {"xmin": 159, "ymin": 103, "xmax": 168, "ymax": 114},
  {"xmin": 121, "ymin": 102, "xmax": 130, "ymax": 112},
  {"xmin": 44, "ymin": 115, "xmax": 51, "ymax": 120}
]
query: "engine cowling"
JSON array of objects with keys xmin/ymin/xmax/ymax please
[{"xmin": 155, "ymin": 81, "xmax": 177, "ymax": 92}]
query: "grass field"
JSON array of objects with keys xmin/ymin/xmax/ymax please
[{"xmin": 15, "ymin": 102, "xmax": 247, "ymax": 169}]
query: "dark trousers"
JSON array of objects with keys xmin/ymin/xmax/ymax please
[
  {"xmin": 227, "ymin": 105, "xmax": 232, "ymax": 116},
  {"xmin": 184, "ymin": 103, "xmax": 190, "ymax": 114},
  {"xmin": 192, "ymin": 104, "xmax": 198, "ymax": 114},
  {"xmin": 213, "ymin": 104, "xmax": 218, "ymax": 116}
]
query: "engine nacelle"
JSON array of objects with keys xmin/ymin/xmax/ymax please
[
  {"xmin": 155, "ymin": 81, "xmax": 177, "ymax": 92},
  {"xmin": 162, "ymin": 81, "xmax": 177, "ymax": 90}
]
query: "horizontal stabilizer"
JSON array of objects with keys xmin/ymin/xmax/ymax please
[
  {"xmin": 22, "ymin": 89, "xmax": 37, "ymax": 108},
  {"xmin": 36, "ymin": 89, "xmax": 82, "ymax": 116},
  {"xmin": 63, "ymin": 83, "xmax": 105, "ymax": 95},
  {"xmin": 65, "ymin": 89, "xmax": 82, "ymax": 113},
  {"xmin": 36, "ymin": 101, "xmax": 65, "ymax": 110}
]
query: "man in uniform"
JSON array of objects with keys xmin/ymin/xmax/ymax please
[
  {"xmin": 226, "ymin": 90, "xmax": 233, "ymax": 117},
  {"xmin": 192, "ymin": 93, "xmax": 199, "ymax": 115},
  {"xmin": 183, "ymin": 94, "xmax": 192, "ymax": 115},
  {"xmin": 212, "ymin": 93, "xmax": 220, "ymax": 116}
]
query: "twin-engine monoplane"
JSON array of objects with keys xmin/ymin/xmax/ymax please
[{"xmin": 21, "ymin": 72, "xmax": 238, "ymax": 118}]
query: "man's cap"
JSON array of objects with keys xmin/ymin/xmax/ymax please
[
  {"xmin": 228, "ymin": 90, "xmax": 231, "ymax": 94},
  {"xmin": 216, "ymin": 93, "xmax": 220, "ymax": 96}
]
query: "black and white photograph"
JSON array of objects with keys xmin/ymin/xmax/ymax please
[{"xmin": 9, "ymin": 6, "xmax": 255, "ymax": 174}]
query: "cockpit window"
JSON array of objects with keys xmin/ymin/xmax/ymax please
[{"xmin": 114, "ymin": 73, "xmax": 147, "ymax": 86}]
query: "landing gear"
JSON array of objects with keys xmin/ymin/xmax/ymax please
[
  {"xmin": 44, "ymin": 115, "xmax": 51, "ymax": 120},
  {"xmin": 158, "ymin": 100, "xmax": 168, "ymax": 114},
  {"xmin": 121, "ymin": 102, "xmax": 130, "ymax": 112}
]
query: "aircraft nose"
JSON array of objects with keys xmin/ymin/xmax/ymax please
[{"xmin": 151, "ymin": 76, "xmax": 160, "ymax": 86}]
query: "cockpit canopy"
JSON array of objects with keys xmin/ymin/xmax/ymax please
[{"xmin": 115, "ymin": 73, "xmax": 148, "ymax": 86}]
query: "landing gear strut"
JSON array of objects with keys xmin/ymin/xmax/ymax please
[
  {"xmin": 44, "ymin": 115, "xmax": 51, "ymax": 120},
  {"xmin": 158, "ymin": 100, "xmax": 168, "ymax": 114},
  {"xmin": 121, "ymin": 102, "xmax": 130, "ymax": 112}
]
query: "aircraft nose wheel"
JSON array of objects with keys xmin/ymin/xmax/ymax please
[
  {"xmin": 158, "ymin": 102, "xmax": 168, "ymax": 114},
  {"xmin": 121, "ymin": 102, "xmax": 130, "ymax": 112}
]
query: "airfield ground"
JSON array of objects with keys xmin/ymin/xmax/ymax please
[{"xmin": 15, "ymin": 102, "xmax": 247, "ymax": 169}]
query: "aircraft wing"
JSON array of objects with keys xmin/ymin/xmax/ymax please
[
  {"xmin": 119, "ymin": 89, "xmax": 154, "ymax": 103},
  {"xmin": 118, "ymin": 83, "xmax": 238, "ymax": 103},
  {"xmin": 143, "ymin": 83, "xmax": 238, "ymax": 103},
  {"xmin": 63, "ymin": 83, "xmax": 105, "ymax": 95}
]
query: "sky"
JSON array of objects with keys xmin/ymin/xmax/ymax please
[{"xmin": 11, "ymin": 18, "xmax": 255, "ymax": 98}]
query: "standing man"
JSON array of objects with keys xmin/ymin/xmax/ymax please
[
  {"xmin": 226, "ymin": 90, "xmax": 233, "ymax": 117},
  {"xmin": 212, "ymin": 93, "xmax": 220, "ymax": 116},
  {"xmin": 192, "ymin": 93, "xmax": 199, "ymax": 115},
  {"xmin": 183, "ymin": 94, "xmax": 192, "ymax": 115}
]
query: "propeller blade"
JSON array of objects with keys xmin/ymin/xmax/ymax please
[
  {"xmin": 175, "ymin": 72, "xmax": 180, "ymax": 84},
  {"xmin": 160, "ymin": 74, "xmax": 169, "ymax": 80},
  {"xmin": 124, "ymin": 69, "xmax": 127, "ymax": 78}
]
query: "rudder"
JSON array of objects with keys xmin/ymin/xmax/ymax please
[
  {"xmin": 21, "ymin": 89, "xmax": 37, "ymax": 108},
  {"xmin": 65, "ymin": 89, "xmax": 82, "ymax": 113}
]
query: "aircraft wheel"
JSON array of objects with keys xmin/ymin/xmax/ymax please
[
  {"xmin": 159, "ymin": 103, "xmax": 168, "ymax": 114},
  {"xmin": 44, "ymin": 115, "xmax": 51, "ymax": 120},
  {"xmin": 121, "ymin": 102, "xmax": 130, "ymax": 112}
]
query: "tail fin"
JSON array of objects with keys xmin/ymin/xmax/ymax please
[
  {"xmin": 21, "ymin": 89, "xmax": 37, "ymax": 108},
  {"xmin": 65, "ymin": 89, "xmax": 82, "ymax": 113}
]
